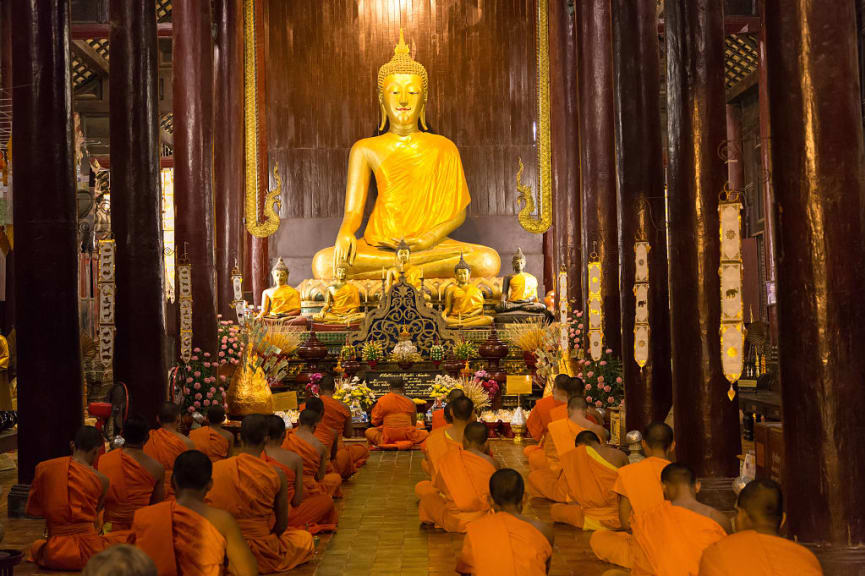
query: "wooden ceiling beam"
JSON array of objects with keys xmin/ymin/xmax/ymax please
[
  {"xmin": 71, "ymin": 22, "xmax": 172, "ymax": 39},
  {"xmin": 72, "ymin": 39, "xmax": 109, "ymax": 76}
]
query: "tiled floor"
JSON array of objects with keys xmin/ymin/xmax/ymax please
[{"xmin": 2, "ymin": 440, "xmax": 617, "ymax": 575}]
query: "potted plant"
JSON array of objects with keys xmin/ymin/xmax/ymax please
[
  {"xmin": 429, "ymin": 342, "xmax": 446, "ymax": 369},
  {"xmin": 361, "ymin": 341, "xmax": 384, "ymax": 369},
  {"xmin": 339, "ymin": 344, "xmax": 361, "ymax": 377}
]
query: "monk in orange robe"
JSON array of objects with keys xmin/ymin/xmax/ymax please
[
  {"xmin": 282, "ymin": 409, "xmax": 343, "ymax": 498},
  {"xmin": 420, "ymin": 395, "xmax": 475, "ymax": 479},
  {"xmin": 131, "ymin": 450, "xmax": 258, "ymax": 576},
  {"xmin": 628, "ymin": 464, "xmax": 728, "ymax": 576},
  {"xmin": 524, "ymin": 374, "xmax": 571, "ymax": 469},
  {"xmin": 143, "ymin": 402, "xmax": 194, "ymax": 498},
  {"xmin": 189, "ymin": 405, "xmax": 234, "ymax": 462},
  {"xmin": 418, "ymin": 421, "xmax": 496, "ymax": 532},
  {"xmin": 549, "ymin": 430, "xmax": 629, "ymax": 530},
  {"xmin": 98, "ymin": 415, "xmax": 164, "ymax": 531},
  {"xmin": 699, "ymin": 478, "xmax": 823, "ymax": 576},
  {"xmin": 430, "ymin": 388, "xmax": 466, "ymax": 432},
  {"xmin": 27, "ymin": 427, "xmax": 128, "ymax": 570},
  {"xmin": 264, "ymin": 414, "xmax": 337, "ymax": 531},
  {"xmin": 457, "ymin": 468, "xmax": 553, "ymax": 576},
  {"xmin": 590, "ymin": 421, "xmax": 675, "ymax": 569},
  {"xmin": 313, "ymin": 375, "xmax": 369, "ymax": 478},
  {"xmin": 365, "ymin": 379, "xmax": 429, "ymax": 450},
  {"xmin": 207, "ymin": 414, "xmax": 315, "ymax": 573}
]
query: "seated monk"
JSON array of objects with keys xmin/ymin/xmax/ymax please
[
  {"xmin": 28, "ymin": 427, "xmax": 129, "ymax": 570},
  {"xmin": 528, "ymin": 395, "xmax": 608, "ymax": 501},
  {"xmin": 700, "ymin": 478, "xmax": 822, "ymax": 575},
  {"xmin": 207, "ymin": 414, "xmax": 315, "ymax": 573},
  {"xmin": 549, "ymin": 430, "xmax": 629, "ymax": 530},
  {"xmin": 98, "ymin": 415, "xmax": 164, "ymax": 531},
  {"xmin": 457, "ymin": 468, "xmax": 553, "ymax": 576},
  {"xmin": 263, "ymin": 414, "xmax": 337, "ymax": 531},
  {"xmin": 313, "ymin": 262, "xmax": 365, "ymax": 325},
  {"xmin": 315, "ymin": 374, "xmax": 369, "ymax": 479},
  {"xmin": 442, "ymin": 254, "xmax": 494, "ymax": 328},
  {"xmin": 524, "ymin": 374, "xmax": 572, "ymax": 469},
  {"xmin": 257, "ymin": 257, "xmax": 301, "ymax": 319},
  {"xmin": 629, "ymin": 464, "xmax": 728, "ymax": 576},
  {"xmin": 131, "ymin": 450, "xmax": 258, "ymax": 576},
  {"xmin": 143, "ymin": 402, "xmax": 194, "ymax": 498},
  {"xmin": 431, "ymin": 388, "xmax": 465, "ymax": 431},
  {"xmin": 419, "ymin": 395, "xmax": 475, "ymax": 480},
  {"xmin": 283, "ymin": 409, "xmax": 343, "ymax": 498},
  {"xmin": 82, "ymin": 544, "xmax": 157, "ymax": 576},
  {"xmin": 418, "ymin": 421, "xmax": 497, "ymax": 533},
  {"xmin": 590, "ymin": 421, "xmax": 675, "ymax": 569},
  {"xmin": 365, "ymin": 378, "xmax": 429, "ymax": 450},
  {"xmin": 190, "ymin": 405, "xmax": 234, "ymax": 462}
]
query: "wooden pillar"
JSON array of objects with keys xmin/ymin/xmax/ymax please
[
  {"xmin": 665, "ymin": 0, "xmax": 740, "ymax": 477},
  {"xmin": 1, "ymin": 0, "xmax": 14, "ymax": 335},
  {"xmin": 725, "ymin": 104, "xmax": 744, "ymax": 193},
  {"xmin": 765, "ymin": 0, "xmax": 865, "ymax": 558},
  {"xmin": 109, "ymin": 0, "xmax": 166, "ymax": 424},
  {"xmin": 213, "ymin": 0, "xmax": 244, "ymax": 318},
  {"xmin": 173, "ymin": 0, "xmax": 217, "ymax": 354},
  {"xmin": 578, "ymin": 0, "xmax": 620, "ymax": 355},
  {"xmin": 11, "ymin": 0, "xmax": 83, "ymax": 485},
  {"xmin": 612, "ymin": 0, "xmax": 671, "ymax": 431}
]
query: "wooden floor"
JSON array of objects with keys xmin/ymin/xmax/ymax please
[{"xmin": 2, "ymin": 440, "xmax": 616, "ymax": 575}]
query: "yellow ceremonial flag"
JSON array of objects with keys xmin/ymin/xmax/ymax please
[
  {"xmin": 272, "ymin": 391, "xmax": 298, "ymax": 411},
  {"xmin": 506, "ymin": 375, "xmax": 533, "ymax": 396}
]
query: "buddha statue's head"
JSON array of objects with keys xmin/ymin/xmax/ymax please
[
  {"xmin": 454, "ymin": 253, "xmax": 471, "ymax": 285},
  {"xmin": 512, "ymin": 247, "xmax": 527, "ymax": 273},
  {"xmin": 378, "ymin": 29, "xmax": 428, "ymax": 133},
  {"xmin": 396, "ymin": 239, "xmax": 411, "ymax": 267},
  {"xmin": 271, "ymin": 257, "xmax": 289, "ymax": 286},
  {"xmin": 335, "ymin": 261, "xmax": 349, "ymax": 282}
]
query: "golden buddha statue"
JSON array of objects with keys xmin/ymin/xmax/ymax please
[
  {"xmin": 442, "ymin": 254, "xmax": 493, "ymax": 328},
  {"xmin": 258, "ymin": 258, "xmax": 301, "ymax": 319},
  {"xmin": 313, "ymin": 262, "xmax": 366, "ymax": 325},
  {"xmin": 497, "ymin": 248, "xmax": 551, "ymax": 317},
  {"xmin": 385, "ymin": 239, "xmax": 426, "ymax": 294},
  {"xmin": 311, "ymin": 30, "xmax": 500, "ymax": 280}
]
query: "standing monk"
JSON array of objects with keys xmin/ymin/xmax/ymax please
[
  {"xmin": 207, "ymin": 415, "xmax": 315, "ymax": 573},
  {"xmin": 190, "ymin": 405, "xmax": 234, "ymax": 462},
  {"xmin": 143, "ymin": 403, "xmax": 194, "ymax": 498},
  {"xmin": 431, "ymin": 388, "xmax": 465, "ymax": 430},
  {"xmin": 699, "ymin": 479, "xmax": 823, "ymax": 575},
  {"xmin": 27, "ymin": 427, "xmax": 128, "ymax": 570},
  {"xmin": 590, "ymin": 421, "xmax": 675, "ymax": 569},
  {"xmin": 131, "ymin": 450, "xmax": 258, "ymax": 576},
  {"xmin": 420, "ymin": 395, "xmax": 475, "ymax": 479},
  {"xmin": 457, "ymin": 469, "xmax": 553, "ymax": 576},
  {"xmin": 418, "ymin": 422, "xmax": 497, "ymax": 533},
  {"xmin": 263, "ymin": 414, "xmax": 338, "ymax": 531},
  {"xmin": 98, "ymin": 415, "xmax": 164, "ymax": 531},
  {"xmin": 549, "ymin": 430, "xmax": 628, "ymax": 530},
  {"xmin": 283, "ymin": 409, "xmax": 343, "ymax": 498},
  {"xmin": 314, "ymin": 374, "xmax": 369, "ymax": 478},
  {"xmin": 365, "ymin": 379, "xmax": 429, "ymax": 450}
]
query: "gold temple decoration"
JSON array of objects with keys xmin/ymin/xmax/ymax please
[
  {"xmin": 226, "ymin": 353, "xmax": 274, "ymax": 417},
  {"xmin": 177, "ymin": 249, "xmax": 193, "ymax": 364},
  {"xmin": 633, "ymin": 241, "xmax": 651, "ymax": 369},
  {"xmin": 587, "ymin": 249, "xmax": 604, "ymax": 362},
  {"xmin": 97, "ymin": 239, "xmax": 116, "ymax": 370},
  {"xmin": 516, "ymin": 0, "xmax": 552, "ymax": 235},
  {"xmin": 243, "ymin": 0, "xmax": 281, "ymax": 238},
  {"xmin": 718, "ymin": 185, "xmax": 746, "ymax": 400}
]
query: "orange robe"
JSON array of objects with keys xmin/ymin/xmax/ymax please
[
  {"xmin": 261, "ymin": 452, "xmax": 338, "ymax": 532},
  {"xmin": 526, "ymin": 400, "xmax": 568, "ymax": 470},
  {"xmin": 365, "ymin": 392, "xmax": 429, "ymax": 450},
  {"xmin": 97, "ymin": 449, "xmax": 159, "ymax": 531},
  {"xmin": 458, "ymin": 512, "xmax": 552, "ymax": 576},
  {"xmin": 550, "ymin": 445, "xmax": 621, "ymax": 530},
  {"xmin": 282, "ymin": 432, "xmax": 343, "ymax": 498},
  {"xmin": 631, "ymin": 501, "xmax": 727, "ymax": 576},
  {"xmin": 418, "ymin": 450, "xmax": 495, "ymax": 533},
  {"xmin": 589, "ymin": 456, "xmax": 671, "ymax": 569},
  {"xmin": 132, "ymin": 500, "xmax": 226, "ymax": 576},
  {"xmin": 317, "ymin": 395, "xmax": 369, "ymax": 478},
  {"xmin": 699, "ymin": 530, "xmax": 823, "ymax": 576},
  {"xmin": 143, "ymin": 428, "xmax": 190, "ymax": 498},
  {"xmin": 189, "ymin": 426, "xmax": 230, "ymax": 462},
  {"xmin": 420, "ymin": 425, "xmax": 460, "ymax": 477},
  {"xmin": 527, "ymin": 418, "xmax": 585, "ymax": 501},
  {"xmin": 431, "ymin": 408, "xmax": 447, "ymax": 430},
  {"xmin": 27, "ymin": 457, "xmax": 128, "ymax": 570},
  {"xmin": 208, "ymin": 454, "xmax": 315, "ymax": 573}
]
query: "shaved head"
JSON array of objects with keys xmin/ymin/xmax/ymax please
[
  {"xmin": 173, "ymin": 450, "xmax": 212, "ymax": 491},
  {"xmin": 554, "ymin": 373, "xmax": 572, "ymax": 395},
  {"xmin": 661, "ymin": 463, "xmax": 696, "ymax": 486},
  {"xmin": 490, "ymin": 469, "xmax": 524, "ymax": 507},
  {"xmin": 266, "ymin": 414, "xmax": 286, "ymax": 441},
  {"xmin": 299, "ymin": 409, "xmax": 319, "ymax": 428},
  {"xmin": 463, "ymin": 421, "xmax": 488, "ymax": 449},
  {"xmin": 158, "ymin": 402, "xmax": 180, "ymax": 424},
  {"xmin": 305, "ymin": 396, "xmax": 324, "ymax": 418},
  {"xmin": 568, "ymin": 395, "xmax": 588, "ymax": 412},
  {"xmin": 738, "ymin": 479, "xmax": 783, "ymax": 529},
  {"xmin": 75, "ymin": 426, "xmax": 104, "ymax": 452},
  {"xmin": 443, "ymin": 388, "xmax": 466, "ymax": 424},
  {"xmin": 240, "ymin": 414, "xmax": 269, "ymax": 446},
  {"xmin": 449, "ymin": 396, "xmax": 474, "ymax": 422},
  {"xmin": 575, "ymin": 430, "xmax": 600, "ymax": 446},
  {"xmin": 390, "ymin": 379, "xmax": 405, "ymax": 391},
  {"xmin": 643, "ymin": 421, "xmax": 674, "ymax": 451},
  {"xmin": 319, "ymin": 373, "xmax": 336, "ymax": 393},
  {"xmin": 206, "ymin": 405, "xmax": 225, "ymax": 425}
]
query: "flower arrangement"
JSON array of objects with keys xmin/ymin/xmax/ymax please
[
  {"xmin": 340, "ymin": 344, "xmax": 357, "ymax": 361},
  {"xmin": 471, "ymin": 369, "xmax": 499, "ymax": 402},
  {"xmin": 175, "ymin": 347, "xmax": 227, "ymax": 415},
  {"xmin": 507, "ymin": 321, "xmax": 547, "ymax": 352},
  {"xmin": 235, "ymin": 318, "xmax": 293, "ymax": 386},
  {"xmin": 452, "ymin": 338, "xmax": 478, "ymax": 361},
  {"xmin": 305, "ymin": 372, "xmax": 323, "ymax": 396},
  {"xmin": 428, "ymin": 374, "xmax": 461, "ymax": 399},
  {"xmin": 429, "ymin": 343, "xmax": 446, "ymax": 363},
  {"xmin": 530, "ymin": 323, "xmax": 564, "ymax": 383},
  {"xmin": 459, "ymin": 377, "xmax": 491, "ymax": 411},
  {"xmin": 576, "ymin": 348, "xmax": 624, "ymax": 410},
  {"xmin": 258, "ymin": 324, "xmax": 303, "ymax": 358},
  {"xmin": 218, "ymin": 320, "xmax": 242, "ymax": 365},
  {"xmin": 564, "ymin": 307, "xmax": 586, "ymax": 358},
  {"xmin": 333, "ymin": 376, "xmax": 376, "ymax": 410},
  {"xmin": 361, "ymin": 341, "xmax": 384, "ymax": 364}
]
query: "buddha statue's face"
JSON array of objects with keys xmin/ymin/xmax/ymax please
[
  {"xmin": 272, "ymin": 269, "xmax": 288, "ymax": 286},
  {"xmin": 396, "ymin": 248, "xmax": 410, "ymax": 265},
  {"xmin": 455, "ymin": 268, "xmax": 470, "ymax": 285},
  {"xmin": 335, "ymin": 266, "xmax": 348, "ymax": 282},
  {"xmin": 381, "ymin": 74, "xmax": 425, "ymax": 129},
  {"xmin": 513, "ymin": 257, "xmax": 526, "ymax": 273}
]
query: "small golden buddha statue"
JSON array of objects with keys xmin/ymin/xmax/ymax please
[
  {"xmin": 385, "ymin": 239, "xmax": 430, "ymax": 300},
  {"xmin": 258, "ymin": 258, "xmax": 301, "ymax": 319},
  {"xmin": 311, "ymin": 30, "xmax": 500, "ymax": 280},
  {"xmin": 313, "ymin": 262, "xmax": 366, "ymax": 325},
  {"xmin": 442, "ymin": 254, "xmax": 493, "ymax": 328},
  {"xmin": 497, "ymin": 248, "xmax": 550, "ymax": 317}
]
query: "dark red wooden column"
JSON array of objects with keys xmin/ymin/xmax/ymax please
[
  {"xmin": 213, "ymin": 0, "xmax": 244, "ymax": 319},
  {"xmin": 109, "ymin": 0, "xmax": 167, "ymax": 423},
  {"xmin": 612, "ymin": 0, "xmax": 671, "ymax": 431},
  {"xmin": 765, "ymin": 0, "xmax": 865, "ymax": 563},
  {"xmin": 173, "ymin": 0, "xmax": 217, "ymax": 354},
  {"xmin": 577, "ymin": 0, "xmax": 620, "ymax": 355},
  {"xmin": 1, "ymin": 0, "xmax": 14, "ymax": 335},
  {"xmin": 665, "ymin": 0, "xmax": 739, "ymax": 477},
  {"xmin": 11, "ymin": 0, "xmax": 83, "ymax": 485}
]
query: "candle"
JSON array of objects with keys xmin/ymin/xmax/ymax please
[{"xmin": 381, "ymin": 267, "xmax": 386, "ymax": 280}]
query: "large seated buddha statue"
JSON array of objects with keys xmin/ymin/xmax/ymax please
[
  {"xmin": 313, "ymin": 262, "xmax": 366, "ymax": 326},
  {"xmin": 442, "ymin": 254, "xmax": 493, "ymax": 328},
  {"xmin": 258, "ymin": 258, "xmax": 302, "ymax": 320},
  {"xmin": 312, "ymin": 31, "xmax": 500, "ymax": 280}
]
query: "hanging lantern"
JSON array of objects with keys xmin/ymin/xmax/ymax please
[
  {"xmin": 558, "ymin": 266, "xmax": 569, "ymax": 354},
  {"xmin": 719, "ymin": 187, "xmax": 746, "ymax": 400},
  {"xmin": 97, "ymin": 239, "xmax": 116, "ymax": 370},
  {"xmin": 633, "ymin": 241, "xmax": 650, "ymax": 369},
  {"xmin": 177, "ymin": 252, "xmax": 194, "ymax": 364},
  {"xmin": 587, "ymin": 252, "xmax": 603, "ymax": 362}
]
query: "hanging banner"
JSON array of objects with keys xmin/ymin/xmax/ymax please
[
  {"xmin": 587, "ymin": 259, "xmax": 603, "ymax": 361},
  {"xmin": 558, "ymin": 266, "xmax": 569, "ymax": 354},
  {"xmin": 719, "ymin": 190, "xmax": 746, "ymax": 399},
  {"xmin": 97, "ymin": 239, "xmax": 116, "ymax": 369},
  {"xmin": 634, "ymin": 241, "xmax": 650, "ymax": 368},
  {"xmin": 178, "ymin": 260, "xmax": 193, "ymax": 364}
]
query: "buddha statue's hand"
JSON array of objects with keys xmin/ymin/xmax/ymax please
[
  {"xmin": 334, "ymin": 231, "xmax": 357, "ymax": 270},
  {"xmin": 405, "ymin": 234, "xmax": 435, "ymax": 252}
]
